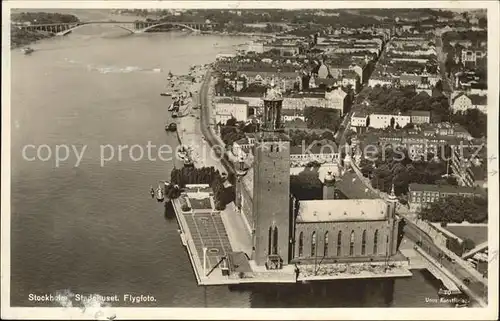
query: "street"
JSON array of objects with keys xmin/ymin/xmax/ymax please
[
  {"xmin": 198, "ymin": 70, "xmax": 235, "ymax": 176},
  {"xmin": 403, "ymin": 220, "xmax": 487, "ymax": 305},
  {"xmin": 435, "ymin": 34, "xmax": 453, "ymax": 97}
]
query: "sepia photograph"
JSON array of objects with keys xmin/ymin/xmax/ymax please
[{"xmin": 1, "ymin": 1, "xmax": 498, "ymax": 320}]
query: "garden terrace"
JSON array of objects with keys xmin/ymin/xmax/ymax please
[{"xmin": 188, "ymin": 197, "xmax": 213, "ymax": 210}]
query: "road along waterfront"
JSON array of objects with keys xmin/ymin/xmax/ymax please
[{"xmin": 10, "ymin": 26, "xmax": 459, "ymax": 307}]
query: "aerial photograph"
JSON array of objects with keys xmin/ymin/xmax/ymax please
[{"xmin": 3, "ymin": 3, "xmax": 497, "ymax": 319}]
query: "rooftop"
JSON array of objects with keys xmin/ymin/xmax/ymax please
[
  {"xmin": 410, "ymin": 110, "xmax": 431, "ymax": 117},
  {"xmin": 334, "ymin": 170, "xmax": 380, "ymax": 199},
  {"xmin": 216, "ymin": 97, "xmax": 251, "ymax": 105},
  {"xmin": 296, "ymin": 199, "xmax": 388, "ymax": 222}
]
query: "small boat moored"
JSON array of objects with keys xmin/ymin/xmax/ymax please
[
  {"xmin": 437, "ymin": 288, "xmax": 452, "ymax": 297},
  {"xmin": 156, "ymin": 185, "xmax": 164, "ymax": 202},
  {"xmin": 160, "ymin": 92, "xmax": 172, "ymax": 97},
  {"xmin": 165, "ymin": 122, "xmax": 177, "ymax": 132}
]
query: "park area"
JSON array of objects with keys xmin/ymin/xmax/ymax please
[
  {"xmin": 444, "ymin": 225, "xmax": 488, "ymax": 245},
  {"xmin": 188, "ymin": 197, "xmax": 213, "ymax": 210}
]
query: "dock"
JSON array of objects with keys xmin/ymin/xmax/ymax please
[{"xmin": 171, "ymin": 185, "xmax": 413, "ymax": 286}]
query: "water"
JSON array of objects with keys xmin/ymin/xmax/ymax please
[{"xmin": 10, "ymin": 25, "xmax": 447, "ymax": 308}]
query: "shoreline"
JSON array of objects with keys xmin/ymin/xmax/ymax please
[{"xmin": 10, "ymin": 29, "xmax": 55, "ymax": 50}]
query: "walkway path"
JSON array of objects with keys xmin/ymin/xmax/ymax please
[{"xmin": 462, "ymin": 241, "xmax": 488, "ymax": 259}]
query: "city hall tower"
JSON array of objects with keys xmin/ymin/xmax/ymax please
[{"xmin": 252, "ymin": 82, "xmax": 291, "ymax": 268}]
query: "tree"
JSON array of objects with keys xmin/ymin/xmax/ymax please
[
  {"xmin": 389, "ymin": 117, "xmax": 395, "ymax": 129},
  {"xmin": 320, "ymin": 130, "xmax": 335, "ymax": 142},
  {"xmin": 290, "ymin": 169, "xmax": 323, "ymax": 200},
  {"xmin": 226, "ymin": 117, "xmax": 237, "ymax": 127},
  {"xmin": 478, "ymin": 17, "xmax": 487, "ymax": 29},
  {"xmin": 462, "ymin": 238, "xmax": 476, "ymax": 252},
  {"xmin": 446, "ymin": 237, "xmax": 464, "ymax": 256},
  {"xmin": 419, "ymin": 195, "xmax": 487, "ymax": 223},
  {"xmin": 450, "ymin": 109, "xmax": 487, "ymax": 138},
  {"xmin": 304, "ymin": 106, "xmax": 341, "ymax": 131}
]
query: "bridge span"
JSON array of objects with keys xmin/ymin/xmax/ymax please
[{"xmin": 17, "ymin": 20, "xmax": 218, "ymax": 36}]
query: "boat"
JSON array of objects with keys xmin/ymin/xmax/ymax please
[
  {"xmin": 168, "ymin": 103, "xmax": 176, "ymax": 111},
  {"xmin": 177, "ymin": 146, "xmax": 189, "ymax": 160},
  {"xmin": 172, "ymin": 111, "xmax": 178, "ymax": 118},
  {"xmin": 165, "ymin": 122, "xmax": 177, "ymax": 132},
  {"xmin": 437, "ymin": 288, "xmax": 454, "ymax": 297},
  {"xmin": 160, "ymin": 92, "xmax": 172, "ymax": 97},
  {"xmin": 150, "ymin": 186, "xmax": 155, "ymax": 199},
  {"xmin": 21, "ymin": 47, "xmax": 34, "ymax": 55},
  {"xmin": 156, "ymin": 185, "xmax": 164, "ymax": 202}
]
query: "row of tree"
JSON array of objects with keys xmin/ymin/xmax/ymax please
[
  {"xmin": 286, "ymin": 129, "xmax": 335, "ymax": 147},
  {"xmin": 354, "ymin": 85, "xmax": 450, "ymax": 122},
  {"xmin": 170, "ymin": 166, "xmax": 221, "ymax": 188},
  {"xmin": 450, "ymin": 107, "xmax": 487, "ymax": 139},
  {"xmin": 359, "ymin": 146, "xmax": 454, "ymax": 196},
  {"xmin": 219, "ymin": 122, "xmax": 247, "ymax": 146},
  {"xmin": 419, "ymin": 195, "xmax": 488, "ymax": 223},
  {"xmin": 12, "ymin": 12, "xmax": 80, "ymax": 24},
  {"xmin": 303, "ymin": 106, "xmax": 342, "ymax": 132}
]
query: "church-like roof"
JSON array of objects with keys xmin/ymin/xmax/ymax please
[{"xmin": 296, "ymin": 199, "xmax": 388, "ymax": 222}]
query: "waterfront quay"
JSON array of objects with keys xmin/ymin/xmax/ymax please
[
  {"xmin": 400, "ymin": 238, "xmax": 461, "ymax": 295},
  {"xmin": 170, "ymin": 68, "xmax": 413, "ymax": 286}
]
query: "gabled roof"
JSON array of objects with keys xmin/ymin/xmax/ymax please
[
  {"xmin": 216, "ymin": 97, "xmax": 250, "ymax": 105},
  {"xmin": 296, "ymin": 199, "xmax": 388, "ymax": 222},
  {"xmin": 452, "ymin": 92, "xmax": 470, "ymax": 104}
]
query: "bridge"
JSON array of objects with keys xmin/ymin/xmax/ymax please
[
  {"xmin": 412, "ymin": 246, "xmax": 462, "ymax": 295},
  {"xmin": 462, "ymin": 241, "xmax": 488, "ymax": 260},
  {"xmin": 16, "ymin": 20, "xmax": 218, "ymax": 36}
]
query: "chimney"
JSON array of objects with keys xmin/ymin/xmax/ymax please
[{"xmin": 323, "ymin": 171, "xmax": 336, "ymax": 200}]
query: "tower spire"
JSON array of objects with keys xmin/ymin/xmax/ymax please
[{"xmin": 389, "ymin": 183, "xmax": 397, "ymax": 202}]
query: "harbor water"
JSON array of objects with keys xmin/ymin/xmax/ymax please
[{"xmin": 11, "ymin": 24, "xmax": 450, "ymax": 308}]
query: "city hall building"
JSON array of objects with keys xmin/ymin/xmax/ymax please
[{"xmin": 234, "ymin": 83, "xmax": 402, "ymax": 269}]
